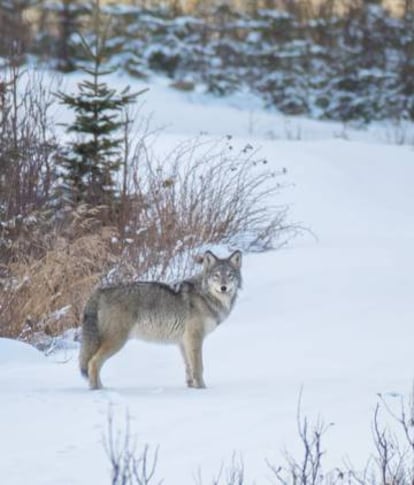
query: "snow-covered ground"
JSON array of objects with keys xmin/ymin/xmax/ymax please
[{"xmin": 1, "ymin": 74, "xmax": 414, "ymax": 484}]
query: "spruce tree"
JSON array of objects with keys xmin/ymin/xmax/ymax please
[
  {"xmin": 56, "ymin": 1, "xmax": 146, "ymax": 209},
  {"xmin": 56, "ymin": 0, "xmax": 83, "ymax": 72}
]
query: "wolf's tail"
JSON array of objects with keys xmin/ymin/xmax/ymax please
[{"xmin": 79, "ymin": 293, "xmax": 101, "ymax": 379}]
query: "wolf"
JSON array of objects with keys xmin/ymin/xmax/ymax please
[{"xmin": 79, "ymin": 250, "xmax": 242, "ymax": 390}]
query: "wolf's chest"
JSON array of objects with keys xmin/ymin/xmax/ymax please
[{"xmin": 202, "ymin": 317, "xmax": 218, "ymax": 335}]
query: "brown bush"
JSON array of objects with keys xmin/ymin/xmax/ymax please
[
  {"xmin": 112, "ymin": 133, "xmax": 296, "ymax": 282},
  {"xmin": 0, "ymin": 134, "xmax": 296, "ymax": 345},
  {"xmin": 0, "ymin": 74, "xmax": 296, "ymax": 346},
  {"xmin": 0, "ymin": 205, "xmax": 118, "ymax": 342}
]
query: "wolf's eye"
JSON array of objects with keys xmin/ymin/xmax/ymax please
[
  {"xmin": 213, "ymin": 273, "xmax": 220, "ymax": 280},
  {"xmin": 227, "ymin": 272, "xmax": 234, "ymax": 279}
]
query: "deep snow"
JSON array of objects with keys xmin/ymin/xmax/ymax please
[{"xmin": 1, "ymin": 74, "xmax": 414, "ymax": 484}]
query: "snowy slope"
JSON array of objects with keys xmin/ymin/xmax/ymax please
[{"xmin": 1, "ymin": 76, "xmax": 414, "ymax": 484}]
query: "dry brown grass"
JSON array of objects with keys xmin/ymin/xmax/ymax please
[{"xmin": 0, "ymin": 206, "xmax": 118, "ymax": 342}]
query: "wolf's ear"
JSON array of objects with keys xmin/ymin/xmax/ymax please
[
  {"xmin": 203, "ymin": 250, "xmax": 218, "ymax": 270},
  {"xmin": 228, "ymin": 250, "xmax": 242, "ymax": 269}
]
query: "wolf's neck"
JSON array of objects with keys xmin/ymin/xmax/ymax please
[{"xmin": 201, "ymin": 288, "xmax": 236, "ymax": 324}]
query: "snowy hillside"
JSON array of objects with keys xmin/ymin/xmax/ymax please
[{"xmin": 1, "ymin": 77, "xmax": 414, "ymax": 484}]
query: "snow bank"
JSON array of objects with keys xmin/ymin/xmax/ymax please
[
  {"xmin": 0, "ymin": 338, "xmax": 46, "ymax": 365},
  {"xmin": 1, "ymin": 73, "xmax": 413, "ymax": 485}
]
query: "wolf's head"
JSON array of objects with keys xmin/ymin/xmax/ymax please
[{"xmin": 201, "ymin": 250, "xmax": 242, "ymax": 298}]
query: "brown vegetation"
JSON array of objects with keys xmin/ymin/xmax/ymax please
[
  {"xmin": 0, "ymin": 206, "xmax": 118, "ymax": 342},
  {"xmin": 0, "ymin": 68, "xmax": 294, "ymax": 346}
]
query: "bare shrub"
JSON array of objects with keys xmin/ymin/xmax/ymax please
[
  {"xmin": 0, "ymin": 64, "xmax": 59, "ymax": 263},
  {"xmin": 104, "ymin": 410, "xmax": 162, "ymax": 485},
  {"xmin": 102, "ymin": 389, "xmax": 414, "ymax": 484},
  {"xmin": 267, "ymin": 391, "xmax": 334, "ymax": 485},
  {"xmin": 267, "ymin": 390, "xmax": 414, "ymax": 485},
  {"xmin": 352, "ymin": 393, "xmax": 414, "ymax": 485},
  {"xmin": 382, "ymin": 118, "xmax": 414, "ymax": 146},
  {"xmin": 113, "ymin": 130, "xmax": 298, "ymax": 282},
  {"xmin": 195, "ymin": 454, "xmax": 245, "ymax": 485},
  {"xmin": 105, "ymin": 408, "xmax": 247, "ymax": 485}
]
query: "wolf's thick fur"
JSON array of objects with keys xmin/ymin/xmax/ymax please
[{"xmin": 79, "ymin": 250, "xmax": 242, "ymax": 390}]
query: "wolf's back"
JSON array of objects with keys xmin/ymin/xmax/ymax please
[{"xmin": 79, "ymin": 291, "xmax": 101, "ymax": 378}]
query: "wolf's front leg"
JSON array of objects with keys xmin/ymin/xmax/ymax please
[
  {"xmin": 179, "ymin": 342, "xmax": 194, "ymax": 388},
  {"xmin": 181, "ymin": 330, "xmax": 206, "ymax": 389}
]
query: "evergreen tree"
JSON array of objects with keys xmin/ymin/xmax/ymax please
[
  {"xmin": 56, "ymin": 0, "xmax": 83, "ymax": 72},
  {"xmin": 0, "ymin": 0, "xmax": 34, "ymax": 59},
  {"xmin": 56, "ymin": 1, "xmax": 146, "ymax": 208}
]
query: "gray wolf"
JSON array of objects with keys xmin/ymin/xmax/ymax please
[{"xmin": 79, "ymin": 250, "xmax": 242, "ymax": 390}]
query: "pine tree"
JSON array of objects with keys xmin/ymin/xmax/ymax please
[
  {"xmin": 56, "ymin": 1, "xmax": 146, "ymax": 209},
  {"xmin": 56, "ymin": 0, "xmax": 83, "ymax": 72},
  {"xmin": 0, "ymin": 0, "xmax": 33, "ymax": 59}
]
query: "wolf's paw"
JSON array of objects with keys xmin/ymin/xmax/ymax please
[
  {"xmin": 89, "ymin": 380, "xmax": 104, "ymax": 391},
  {"xmin": 193, "ymin": 380, "xmax": 206, "ymax": 389},
  {"xmin": 186, "ymin": 377, "xmax": 206, "ymax": 389},
  {"xmin": 186, "ymin": 379, "xmax": 195, "ymax": 388}
]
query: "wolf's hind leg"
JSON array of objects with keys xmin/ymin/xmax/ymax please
[{"xmin": 88, "ymin": 337, "xmax": 126, "ymax": 390}]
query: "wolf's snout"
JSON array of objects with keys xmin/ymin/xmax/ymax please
[{"xmin": 220, "ymin": 285, "xmax": 228, "ymax": 292}]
